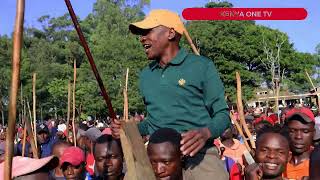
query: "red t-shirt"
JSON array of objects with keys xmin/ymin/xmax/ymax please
[{"xmin": 86, "ymin": 153, "xmax": 95, "ymax": 176}]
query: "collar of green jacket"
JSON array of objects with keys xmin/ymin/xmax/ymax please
[{"xmin": 149, "ymin": 48, "xmax": 188, "ymax": 71}]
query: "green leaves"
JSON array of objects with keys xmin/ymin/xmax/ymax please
[{"xmin": 184, "ymin": 2, "xmax": 318, "ymax": 102}]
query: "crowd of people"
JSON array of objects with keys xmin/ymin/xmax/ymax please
[
  {"xmin": 0, "ymin": 105, "xmax": 319, "ymax": 180},
  {"xmin": 1, "ymin": 8, "xmax": 320, "ymax": 180},
  {"xmin": 0, "ymin": 116, "xmax": 121, "ymax": 179},
  {"xmin": 223, "ymin": 105, "xmax": 320, "ymax": 180}
]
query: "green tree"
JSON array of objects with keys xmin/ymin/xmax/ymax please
[{"xmin": 184, "ymin": 1, "xmax": 318, "ymax": 102}]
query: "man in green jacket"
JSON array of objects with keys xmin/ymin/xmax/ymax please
[{"xmin": 111, "ymin": 9, "xmax": 230, "ymax": 180}]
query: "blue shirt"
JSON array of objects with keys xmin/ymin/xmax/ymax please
[{"xmin": 40, "ymin": 136, "xmax": 58, "ymax": 158}]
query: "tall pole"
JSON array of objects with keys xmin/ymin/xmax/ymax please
[
  {"xmin": 25, "ymin": 116, "xmax": 39, "ymax": 159},
  {"xmin": 4, "ymin": 0, "xmax": 25, "ymax": 179},
  {"xmin": 26, "ymin": 100, "xmax": 34, "ymax": 140},
  {"xmin": 276, "ymin": 79, "xmax": 280, "ymax": 122},
  {"xmin": 305, "ymin": 70, "xmax": 320, "ymax": 112},
  {"xmin": 66, "ymin": 81, "xmax": 71, "ymax": 142},
  {"xmin": 20, "ymin": 82, "xmax": 23, "ymax": 125},
  {"xmin": 22, "ymin": 98, "xmax": 27, "ymax": 157},
  {"xmin": 21, "ymin": 121, "xmax": 27, "ymax": 157},
  {"xmin": 72, "ymin": 60, "xmax": 77, "ymax": 147},
  {"xmin": 1, "ymin": 103, "xmax": 4, "ymax": 126},
  {"xmin": 32, "ymin": 73, "xmax": 37, "ymax": 150},
  {"xmin": 123, "ymin": 68, "xmax": 129, "ymax": 121},
  {"xmin": 64, "ymin": 0, "xmax": 116, "ymax": 119},
  {"xmin": 236, "ymin": 72, "xmax": 256, "ymax": 149},
  {"xmin": 183, "ymin": 29, "xmax": 200, "ymax": 55}
]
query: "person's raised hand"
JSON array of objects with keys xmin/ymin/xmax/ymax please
[
  {"xmin": 244, "ymin": 163, "xmax": 263, "ymax": 180},
  {"xmin": 111, "ymin": 118, "xmax": 121, "ymax": 139}
]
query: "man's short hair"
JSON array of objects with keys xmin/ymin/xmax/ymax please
[
  {"xmin": 149, "ymin": 128, "xmax": 181, "ymax": 151},
  {"xmin": 51, "ymin": 140, "xmax": 71, "ymax": 152},
  {"xmin": 93, "ymin": 134, "xmax": 123, "ymax": 156},
  {"xmin": 256, "ymin": 125, "xmax": 289, "ymax": 147}
]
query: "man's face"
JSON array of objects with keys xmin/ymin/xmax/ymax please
[
  {"xmin": 0, "ymin": 132, "xmax": 6, "ymax": 140},
  {"xmin": 52, "ymin": 144, "xmax": 71, "ymax": 173},
  {"xmin": 139, "ymin": 26, "xmax": 170, "ymax": 60},
  {"xmin": 255, "ymin": 133, "xmax": 290, "ymax": 179},
  {"xmin": 94, "ymin": 142, "xmax": 123, "ymax": 178},
  {"xmin": 61, "ymin": 163, "xmax": 85, "ymax": 180},
  {"xmin": 288, "ymin": 120, "xmax": 314, "ymax": 154},
  {"xmin": 147, "ymin": 142, "xmax": 182, "ymax": 180},
  {"xmin": 37, "ymin": 131, "xmax": 49, "ymax": 144}
]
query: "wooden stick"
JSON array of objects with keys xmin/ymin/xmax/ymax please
[
  {"xmin": 20, "ymin": 84, "xmax": 27, "ymax": 157},
  {"xmin": 243, "ymin": 150, "xmax": 255, "ymax": 165},
  {"xmin": 275, "ymin": 80, "xmax": 280, "ymax": 123},
  {"xmin": 32, "ymin": 73, "xmax": 37, "ymax": 150},
  {"xmin": 121, "ymin": 121, "xmax": 156, "ymax": 180},
  {"xmin": 72, "ymin": 60, "xmax": 77, "ymax": 147},
  {"xmin": 123, "ymin": 88, "xmax": 126, "ymax": 121},
  {"xmin": 229, "ymin": 112, "xmax": 251, "ymax": 152},
  {"xmin": 21, "ymin": 121, "xmax": 27, "ymax": 157},
  {"xmin": 122, "ymin": 68, "xmax": 131, "ymax": 175},
  {"xmin": 183, "ymin": 29, "xmax": 200, "ymax": 55},
  {"xmin": 66, "ymin": 81, "xmax": 71, "ymax": 142},
  {"xmin": 26, "ymin": 101, "xmax": 34, "ymax": 137},
  {"xmin": 120, "ymin": 68, "xmax": 136, "ymax": 179},
  {"xmin": 125, "ymin": 68, "xmax": 129, "ymax": 95},
  {"xmin": 22, "ymin": 99, "xmax": 27, "ymax": 157},
  {"xmin": 23, "ymin": 98, "xmax": 26, "ymax": 118},
  {"xmin": 123, "ymin": 68, "xmax": 129, "ymax": 122},
  {"xmin": 236, "ymin": 72, "xmax": 256, "ymax": 149},
  {"xmin": 0, "ymin": 104, "xmax": 4, "ymax": 126},
  {"xmin": 305, "ymin": 70, "xmax": 316, "ymax": 89},
  {"xmin": 123, "ymin": 91, "xmax": 128, "ymax": 121},
  {"xmin": 4, "ymin": 0, "xmax": 25, "ymax": 178},
  {"xmin": 64, "ymin": 0, "xmax": 116, "ymax": 119},
  {"xmin": 120, "ymin": 127, "xmax": 138, "ymax": 180},
  {"xmin": 24, "ymin": 116, "xmax": 39, "ymax": 159},
  {"xmin": 20, "ymin": 83, "xmax": 23, "ymax": 125},
  {"xmin": 305, "ymin": 70, "xmax": 320, "ymax": 112}
]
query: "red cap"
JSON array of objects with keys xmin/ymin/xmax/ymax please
[
  {"xmin": 254, "ymin": 116, "xmax": 274, "ymax": 125},
  {"xmin": 60, "ymin": 146, "xmax": 85, "ymax": 166},
  {"xmin": 285, "ymin": 107, "xmax": 315, "ymax": 123},
  {"xmin": 268, "ymin": 114, "xmax": 279, "ymax": 124}
]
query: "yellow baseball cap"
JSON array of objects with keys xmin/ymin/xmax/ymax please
[{"xmin": 129, "ymin": 9, "xmax": 185, "ymax": 35}]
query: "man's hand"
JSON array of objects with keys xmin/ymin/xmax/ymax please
[
  {"xmin": 111, "ymin": 118, "xmax": 121, "ymax": 139},
  {"xmin": 244, "ymin": 163, "xmax": 263, "ymax": 180},
  {"xmin": 180, "ymin": 128, "xmax": 211, "ymax": 157}
]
